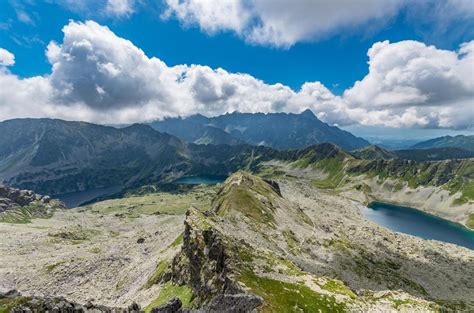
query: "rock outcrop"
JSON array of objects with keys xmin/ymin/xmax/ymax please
[
  {"xmin": 169, "ymin": 207, "xmax": 262, "ymax": 311},
  {"xmin": 0, "ymin": 184, "xmax": 59, "ymax": 211},
  {"xmin": 0, "ymin": 289, "xmax": 139, "ymax": 312},
  {"xmin": 0, "ymin": 183, "xmax": 64, "ymax": 223}
]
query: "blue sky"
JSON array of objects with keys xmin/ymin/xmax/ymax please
[
  {"xmin": 0, "ymin": 0, "xmax": 473, "ymax": 141},
  {"xmin": 1, "ymin": 0, "xmax": 472, "ymax": 93}
]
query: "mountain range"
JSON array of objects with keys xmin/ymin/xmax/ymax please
[
  {"xmin": 352, "ymin": 144, "xmax": 474, "ymax": 161},
  {"xmin": 149, "ymin": 109, "xmax": 370, "ymax": 151},
  {"xmin": 1, "ymin": 118, "xmax": 473, "ymax": 196},
  {"xmin": 410, "ymin": 135, "xmax": 474, "ymax": 151},
  {"xmin": 0, "ymin": 119, "xmax": 187, "ymax": 194}
]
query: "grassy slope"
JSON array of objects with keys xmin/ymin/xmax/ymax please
[{"xmin": 285, "ymin": 154, "xmax": 474, "ymax": 206}]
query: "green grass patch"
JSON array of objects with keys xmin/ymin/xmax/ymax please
[
  {"xmin": 84, "ymin": 186, "xmax": 217, "ymax": 217},
  {"xmin": 323, "ymin": 238, "xmax": 352, "ymax": 253},
  {"xmin": 321, "ymin": 279, "xmax": 356, "ymax": 299},
  {"xmin": 0, "ymin": 297, "xmax": 32, "ymax": 313},
  {"xmin": 45, "ymin": 260, "xmax": 66, "ymax": 273},
  {"xmin": 170, "ymin": 233, "xmax": 184, "ymax": 248},
  {"xmin": 256, "ymin": 165, "xmax": 286, "ymax": 179},
  {"xmin": 282, "ymin": 229, "xmax": 300, "ymax": 254},
  {"xmin": 144, "ymin": 282, "xmax": 193, "ymax": 313},
  {"xmin": 89, "ymin": 247, "xmax": 102, "ymax": 254},
  {"xmin": 391, "ymin": 299, "xmax": 421, "ymax": 309},
  {"xmin": 278, "ymin": 259, "xmax": 304, "ymax": 276},
  {"xmin": 215, "ymin": 185, "xmax": 275, "ymax": 226},
  {"xmin": 467, "ymin": 213, "xmax": 474, "ymax": 229},
  {"xmin": 452, "ymin": 182, "xmax": 474, "ymax": 205},
  {"xmin": 310, "ymin": 157, "xmax": 346, "ymax": 189},
  {"xmin": 237, "ymin": 246, "xmax": 254, "ymax": 263},
  {"xmin": 144, "ymin": 260, "xmax": 169, "ymax": 289},
  {"xmin": 109, "ymin": 230, "xmax": 120, "ymax": 238},
  {"xmin": 239, "ymin": 270, "xmax": 345, "ymax": 312},
  {"xmin": 0, "ymin": 201, "xmax": 55, "ymax": 224},
  {"xmin": 48, "ymin": 227, "xmax": 101, "ymax": 244}
]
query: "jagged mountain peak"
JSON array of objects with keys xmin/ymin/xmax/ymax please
[
  {"xmin": 300, "ymin": 108, "xmax": 316, "ymax": 118},
  {"xmin": 150, "ymin": 111, "xmax": 369, "ymax": 150}
]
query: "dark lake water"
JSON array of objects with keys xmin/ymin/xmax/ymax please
[
  {"xmin": 173, "ymin": 175, "xmax": 227, "ymax": 185},
  {"xmin": 54, "ymin": 186, "xmax": 122, "ymax": 208},
  {"xmin": 361, "ymin": 202, "xmax": 474, "ymax": 250}
]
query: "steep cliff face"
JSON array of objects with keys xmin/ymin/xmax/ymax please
[{"xmin": 169, "ymin": 207, "xmax": 263, "ymax": 311}]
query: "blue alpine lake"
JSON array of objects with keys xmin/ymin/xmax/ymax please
[
  {"xmin": 54, "ymin": 185, "xmax": 122, "ymax": 208},
  {"xmin": 361, "ymin": 202, "xmax": 474, "ymax": 250},
  {"xmin": 173, "ymin": 175, "xmax": 227, "ymax": 185}
]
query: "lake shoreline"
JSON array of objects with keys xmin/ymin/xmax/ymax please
[
  {"xmin": 367, "ymin": 200, "xmax": 474, "ymax": 232},
  {"xmin": 361, "ymin": 201, "xmax": 474, "ymax": 250}
]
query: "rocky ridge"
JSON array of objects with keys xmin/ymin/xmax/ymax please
[{"xmin": 147, "ymin": 172, "xmax": 474, "ymax": 311}]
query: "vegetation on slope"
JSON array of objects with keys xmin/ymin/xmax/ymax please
[
  {"xmin": 146, "ymin": 171, "xmax": 457, "ymax": 312},
  {"xmin": 411, "ymin": 135, "xmax": 474, "ymax": 151},
  {"xmin": 0, "ymin": 201, "xmax": 56, "ymax": 223},
  {"xmin": 144, "ymin": 282, "xmax": 194, "ymax": 313},
  {"xmin": 239, "ymin": 270, "xmax": 345, "ymax": 313},
  {"xmin": 212, "ymin": 171, "xmax": 280, "ymax": 226}
]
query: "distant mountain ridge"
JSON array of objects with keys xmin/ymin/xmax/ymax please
[
  {"xmin": 1, "ymin": 118, "xmax": 472, "ymax": 197},
  {"xmin": 411, "ymin": 135, "xmax": 474, "ymax": 151},
  {"xmin": 150, "ymin": 109, "xmax": 370, "ymax": 151},
  {"xmin": 352, "ymin": 144, "xmax": 474, "ymax": 161},
  {"xmin": 0, "ymin": 119, "xmax": 187, "ymax": 194}
]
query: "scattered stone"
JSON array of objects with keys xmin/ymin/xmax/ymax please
[
  {"xmin": 137, "ymin": 238, "xmax": 145, "ymax": 244},
  {"xmin": 0, "ymin": 289, "xmax": 21, "ymax": 298}
]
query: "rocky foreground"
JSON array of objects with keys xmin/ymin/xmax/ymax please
[{"xmin": 1, "ymin": 172, "xmax": 473, "ymax": 312}]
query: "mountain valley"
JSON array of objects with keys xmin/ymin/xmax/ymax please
[
  {"xmin": 0, "ymin": 117, "xmax": 473, "ymax": 312},
  {"xmin": 1, "ymin": 172, "xmax": 473, "ymax": 312}
]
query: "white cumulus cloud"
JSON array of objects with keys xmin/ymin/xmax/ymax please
[
  {"xmin": 163, "ymin": 0, "xmax": 474, "ymax": 48},
  {"xmin": 163, "ymin": 0, "xmax": 403, "ymax": 48},
  {"xmin": 344, "ymin": 40, "xmax": 474, "ymax": 128},
  {"xmin": 105, "ymin": 0, "xmax": 135, "ymax": 17},
  {"xmin": 0, "ymin": 48, "xmax": 15, "ymax": 66},
  {"xmin": 0, "ymin": 20, "xmax": 472, "ymax": 130}
]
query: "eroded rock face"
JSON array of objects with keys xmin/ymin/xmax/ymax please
[
  {"xmin": 205, "ymin": 294, "xmax": 263, "ymax": 312},
  {"xmin": 171, "ymin": 208, "xmax": 232, "ymax": 301},
  {"xmin": 263, "ymin": 179, "xmax": 281, "ymax": 196},
  {"xmin": 0, "ymin": 183, "xmax": 64, "ymax": 213},
  {"xmin": 169, "ymin": 207, "xmax": 262, "ymax": 311}
]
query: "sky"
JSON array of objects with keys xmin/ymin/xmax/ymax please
[{"xmin": 0, "ymin": 0, "xmax": 473, "ymax": 140}]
